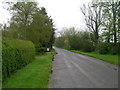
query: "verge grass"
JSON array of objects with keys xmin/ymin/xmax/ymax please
[
  {"xmin": 3, "ymin": 53, "xmax": 53, "ymax": 88},
  {"xmin": 70, "ymin": 50, "xmax": 119, "ymax": 66}
]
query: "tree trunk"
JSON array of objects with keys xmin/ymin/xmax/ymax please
[{"xmin": 112, "ymin": 2, "xmax": 117, "ymax": 44}]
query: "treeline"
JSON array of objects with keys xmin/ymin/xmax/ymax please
[
  {"xmin": 55, "ymin": 0, "xmax": 119, "ymax": 54},
  {"xmin": 55, "ymin": 28, "xmax": 94, "ymax": 52},
  {"xmin": 1, "ymin": 2, "xmax": 55, "ymax": 81},
  {"xmin": 1, "ymin": 2, "xmax": 55, "ymax": 53},
  {"xmin": 55, "ymin": 27, "xmax": 118, "ymax": 54}
]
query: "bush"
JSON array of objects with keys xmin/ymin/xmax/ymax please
[
  {"xmin": 67, "ymin": 31, "xmax": 94, "ymax": 52},
  {"xmin": 110, "ymin": 44, "xmax": 118, "ymax": 54},
  {"xmin": 54, "ymin": 28, "xmax": 95, "ymax": 52},
  {"xmin": 2, "ymin": 38, "xmax": 35, "ymax": 81},
  {"xmin": 82, "ymin": 42, "xmax": 95, "ymax": 52},
  {"xmin": 97, "ymin": 42, "xmax": 114, "ymax": 54}
]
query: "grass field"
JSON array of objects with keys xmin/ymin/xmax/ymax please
[
  {"xmin": 70, "ymin": 50, "xmax": 119, "ymax": 66},
  {"xmin": 3, "ymin": 53, "xmax": 53, "ymax": 88}
]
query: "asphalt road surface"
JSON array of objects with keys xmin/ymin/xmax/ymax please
[{"xmin": 49, "ymin": 48, "xmax": 118, "ymax": 88}]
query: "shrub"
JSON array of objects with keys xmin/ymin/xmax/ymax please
[
  {"xmin": 82, "ymin": 42, "xmax": 95, "ymax": 52},
  {"xmin": 2, "ymin": 38, "xmax": 35, "ymax": 81},
  {"xmin": 54, "ymin": 28, "xmax": 95, "ymax": 52},
  {"xmin": 110, "ymin": 44, "xmax": 119, "ymax": 54},
  {"xmin": 67, "ymin": 31, "xmax": 94, "ymax": 52},
  {"xmin": 97, "ymin": 42, "xmax": 117, "ymax": 54}
]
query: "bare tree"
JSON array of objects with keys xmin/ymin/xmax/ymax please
[{"xmin": 81, "ymin": 2, "xmax": 103, "ymax": 45}]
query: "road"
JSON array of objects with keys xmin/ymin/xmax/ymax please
[{"xmin": 49, "ymin": 48, "xmax": 118, "ymax": 88}]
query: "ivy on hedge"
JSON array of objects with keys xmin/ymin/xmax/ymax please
[{"xmin": 2, "ymin": 38, "xmax": 35, "ymax": 81}]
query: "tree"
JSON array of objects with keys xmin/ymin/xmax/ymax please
[
  {"xmin": 27, "ymin": 7, "xmax": 55, "ymax": 52},
  {"xmin": 81, "ymin": 2, "xmax": 103, "ymax": 45},
  {"xmin": 100, "ymin": 0, "xmax": 119, "ymax": 44},
  {"xmin": 55, "ymin": 27, "xmax": 94, "ymax": 52},
  {"xmin": 0, "ymin": 24, "xmax": 3, "ymax": 37},
  {"xmin": 100, "ymin": 2, "xmax": 113, "ymax": 43},
  {"xmin": 3, "ymin": 2, "xmax": 55, "ymax": 52},
  {"xmin": 118, "ymin": 1, "xmax": 120, "ymax": 43},
  {"xmin": 7, "ymin": 2, "xmax": 38, "ymax": 39}
]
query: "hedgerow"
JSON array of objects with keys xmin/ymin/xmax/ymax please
[{"xmin": 2, "ymin": 38, "xmax": 35, "ymax": 81}]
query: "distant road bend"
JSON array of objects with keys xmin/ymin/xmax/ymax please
[{"xmin": 49, "ymin": 48, "xmax": 118, "ymax": 88}]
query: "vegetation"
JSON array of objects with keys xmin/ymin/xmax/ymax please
[
  {"xmin": 54, "ymin": 27, "xmax": 119, "ymax": 65},
  {"xmin": 1, "ymin": 0, "xmax": 119, "ymax": 88},
  {"xmin": 2, "ymin": 2, "xmax": 55, "ymax": 53},
  {"xmin": 55, "ymin": 28, "xmax": 95, "ymax": 52},
  {"xmin": 2, "ymin": 38, "xmax": 35, "ymax": 81},
  {"xmin": 96, "ymin": 42, "xmax": 118, "ymax": 54},
  {"xmin": 1, "ymin": 1, "xmax": 55, "ymax": 88},
  {"xmin": 55, "ymin": 0, "xmax": 119, "ymax": 56},
  {"xmin": 3, "ymin": 53, "xmax": 53, "ymax": 88},
  {"xmin": 70, "ymin": 50, "xmax": 119, "ymax": 66},
  {"xmin": 81, "ymin": 1, "xmax": 119, "ymax": 45}
]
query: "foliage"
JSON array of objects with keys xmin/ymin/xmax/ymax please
[
  {"xmin": 2, "ymin": 2, "xmax": 55, "ymax": 53},
  {"xmin": 69, "ymin": 31, "xmax": 94, "ymax": 52},
  {"xmin": 55, "ymin": 27, "xmax": 95, "ymax": 52},
  {"xmin": 55, "ymin": 27, "xmax": 118, "ymax": 54},
  {"xmin": 110, "ymin": 44, "xmax": 119, "ymax": 55},
  {"xmin": 27, "ymin": 8, "xmax": 55, "ymax": 52},
  {"xmin": 2, "ymin": 38, "xmax": 35, "ymax": 81},
  {"xmin": 3, "ymin": 54, "xmax": 53, "ymax": 88},
  {"xmin": 54, "ymin": 37, "xmax": 65, "ymax": 48},
  {"xmin": 96, "ymin": 42, "xmax": 118, "ymax": 54},
  {"xmin": 110, "ymin": 47, "xmax": 117, "ymax": 55},
  {"xmin": 81, "ymin": 1, "xmax": 119, "ymax": 45},
  {"xmin": 96, "ymin": 42, "xmax": 112, "ymax": 54},
  {"xmin": 101, "ymin": 1, "xmax": 119, "ymax": 44}
]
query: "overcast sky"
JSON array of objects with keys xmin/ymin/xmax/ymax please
[{"xmin": 0, "ymin": 0, "xmax": 91, "ymax": 31}]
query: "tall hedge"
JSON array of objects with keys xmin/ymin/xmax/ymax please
[{"xmin": 2, "ymin": 38, "xmax": 35, "ymax": 81}]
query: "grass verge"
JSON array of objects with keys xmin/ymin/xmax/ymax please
[
  {"xmin": 70, "ymin": 50, "xmax": 119, "ymax": 66},
  {"xmin": 3, "ymin": 53, "xmax": 53, "ymax": 88}
]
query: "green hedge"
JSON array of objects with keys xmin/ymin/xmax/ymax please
[{"xmin": 2, "ymin": 38, "xmax": 35, "ymax": 81}]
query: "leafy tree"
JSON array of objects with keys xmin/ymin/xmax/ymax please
[
  {"xmin": 100, "ymin": 0, "xmax": 119, "ymax": 44},
  {"xmin": 54, "ymin": 37, "xmax": 65, "ymax": 48},
  {"xmin": 55, "ymin": 27, "xmax": 94, "ymax": 52},
  {"xmin": 3, "ymin": 2, "xmax": 55, "ymax": 52},
  {"xmin": 7, "ymin": 2, "xmax": 38, "ymax": 39}
]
